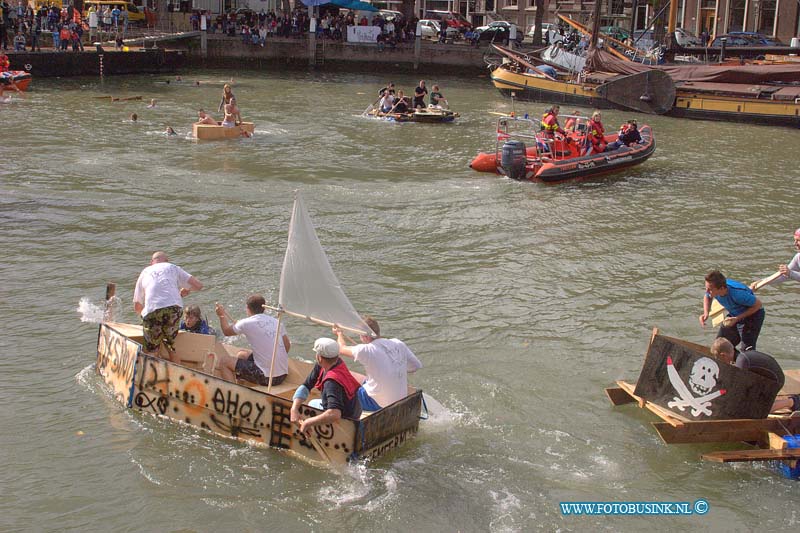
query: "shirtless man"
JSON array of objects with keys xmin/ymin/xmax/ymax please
[
  {"xmin": 221, "ymin": 103, "xmax": 236, "ymax": 128},
  {"xmin": 195, "ymin": 109, "xmax": 217, "ymax": 125}
]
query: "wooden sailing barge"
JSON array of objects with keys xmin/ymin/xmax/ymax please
[
  {"xmin": 490, "ymin": 45, "xmax": 800, "ymax": 127},
  {"xmin": 606, "ymin": 329, "xmax": 800, "ymax": 478}
]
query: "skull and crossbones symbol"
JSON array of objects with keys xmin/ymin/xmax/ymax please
[{"xmin": 666, "ymin": 356, "xmax": 726, "ymax": 417}]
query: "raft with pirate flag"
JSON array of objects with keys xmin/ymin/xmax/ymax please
[
  {"xmin": 605, "ymin": 329, "xmax": 800, "ymax": 478},
  {"xmin": 92, "ymin": 193, "xmax": 425, "ymax": 467}
]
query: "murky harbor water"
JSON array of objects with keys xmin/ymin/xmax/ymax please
[{"xmin": 2, "ymin": 68, "xmax": 800, "ymax": 532}]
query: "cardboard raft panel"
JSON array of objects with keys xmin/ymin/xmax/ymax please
[{"xmin": 633, "ymin": 333, "xmax": 780, "ymax": 420}]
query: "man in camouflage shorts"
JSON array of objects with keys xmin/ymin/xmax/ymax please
[{"xmin": 134, "ymin": 251, "xmax": 204, "ymax": 362}]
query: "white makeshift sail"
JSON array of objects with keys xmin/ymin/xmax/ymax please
[{"xmin": 278, "ymin": 192, "xmax": 373, "ymax": 336}]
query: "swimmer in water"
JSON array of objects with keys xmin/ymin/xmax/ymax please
[
  {"xmin": 130, "ymin": 113, "xmax": 138, "ymax": 122},
  {"xmin": 165, "ymin": 126, "xmax": 176, "ymax": 135},
  {"xmin": 147, "ymin": 98, "xmax": 157, "ymax": 108}
]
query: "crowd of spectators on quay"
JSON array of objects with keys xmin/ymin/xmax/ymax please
[
  {"xmin": 0, "ymin": 1, "xmax": 87, "ymax": 52},
  {"xmin": 192, "ymin": 7, "xmax": 419, "ymax": 48},
  {"xmin": 1, "ymin": 3, "xmax": 426, "ymax": 53}
]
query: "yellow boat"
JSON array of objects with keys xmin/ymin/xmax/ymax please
[
  {"xmin": 490, "ymin": 46, "xmax": 800, "ymax": 127},
  {"xmin": 192, "ymin": 122, "xmax": 255, "ymax": 140}
]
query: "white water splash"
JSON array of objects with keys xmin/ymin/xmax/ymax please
[{"xmin": 77, "ymin": 296, "xmax": 121, "ymax": 323}]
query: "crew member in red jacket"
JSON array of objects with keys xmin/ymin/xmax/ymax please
[
  {"xmin": 587, "ymin": 110, "xmax": 607, "ymax": 154},
  {"xmin": 541, "ymin": 105, "xmax": 565, "ymax": 139}
]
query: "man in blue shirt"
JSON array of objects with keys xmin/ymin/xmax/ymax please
[{"xmin": 700, "ymin": 270, "xmax": 765, "ymax": 351}]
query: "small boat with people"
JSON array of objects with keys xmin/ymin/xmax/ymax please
[
  {"xmin": 364, "ymin": 82, "xmax": 459, "ymax": 124},
  {"xmin": 366, "ymin": 106, "xmax": 459, "ymax": 123},
  {"xmin": 0, "ymin": 70, "xmax": 32, "ymax": 92},
  {"xmin": 93, "ymin": 193, "xmax": 425, "ymax": 466},
  {"xmin": 606, "ymin": 329, "xmax": 800, "ymax": 479},
  {"xmin": 192, "ymin": 121, "xmax": 255, "ymax": 140},
  {"xmin": 469, "ymin": 111, "xmax": 655, "ymax": 184}
]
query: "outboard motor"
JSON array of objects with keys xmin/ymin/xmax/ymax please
[{"xmin": 501, "ymin": 140, "xmax": 527, "ymax": 180}]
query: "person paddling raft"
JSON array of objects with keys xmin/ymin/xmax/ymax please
[
  {"xmin": 429, "ymin": 85, "xmax": 448, "ymax": 108},
  {"xmin": 751, "ymin": 227, "xmax": 800, "ymax": 289},
  {"xmin": 387, "ymin": 89, "xmax": 409, "ymax": 115}
]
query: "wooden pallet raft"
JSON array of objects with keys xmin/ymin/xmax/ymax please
[{"xmin": 605, "ymin": 328, "xmax": 800, "ymax": 477}]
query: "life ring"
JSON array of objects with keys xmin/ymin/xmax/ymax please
[{"xmin": 24, "ymin": 64, "xmax": 32, "ymax": 71}]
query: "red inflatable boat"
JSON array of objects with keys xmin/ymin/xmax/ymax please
[{"xmin": 470, "ymin": 114, "xmax": 655, "ymax": 184}]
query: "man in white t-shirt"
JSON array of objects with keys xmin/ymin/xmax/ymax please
[
  {"xmin": 333, "ymin": 315, "xmax": 422, "ymax": 411},
  {"xmin": 133, "ymin": 251, "xmax": 203, "ymax": 361},
  {"xmin": 215, "ymin": 294, "xmax": 291, "ymax": 386}
]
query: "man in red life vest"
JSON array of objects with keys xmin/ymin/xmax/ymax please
[
  {"xmin": 540, "ymin": 105, "xmax": 565, "ymax": 139},
  {"xmin": 290, "ymin": 338, "xmax": 363, "ymax": 435},
  {"xmin": 587, "ymin": 110, "xmax": 607, "ymax": 154}
]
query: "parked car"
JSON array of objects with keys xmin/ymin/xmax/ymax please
[
  {"xmin": 599, "ymin": 25, "xmax": 630, "ymax": 42},
  {"xmin": 727, "ymin": 31, "xmax": 785, "ymax": 46},
  {"xmin": 526, "ymin": 22, "xmax": 561, "ymax": 44},
  {"xmin": 378, "ymin": 9, "xmax": 403, "ymax": 23},
  {"xmin": 631, "ymin": 29, "xmax": 657, "ymax": 50},
  {"xmin": 473, "ymin": 21, "xmax": 523, "ymax": 45},
  {"xmin": 709, "ymin": 34, "xmax": 762, "ymax": 47},
  {"xmin": 674, "ymin": 27, "xmax": 700, "ymax": 46},
  {"xmin": 418, "ymin": 19, "xmax": 460, "ymax": 40},
  {"xmin": 424, "ymin": 10, "xmax": 472, "ymax": 32}
]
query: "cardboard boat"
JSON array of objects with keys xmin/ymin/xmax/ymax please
[
  {"xmin": 192, "ymin": 122, "xmax": 255, "ymax": 140},
  {"xmin": 605, "ymin": 329, "xmax": 800, "ymax": 478},
  {"xmin": 95, "ymin": 321, "xmax": 423, "ymax": 465}
]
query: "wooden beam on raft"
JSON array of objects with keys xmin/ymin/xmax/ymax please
[
  {"xmin": 701, "ymin": 447, "xmax": 800, "ymax": 463},
  {"xmin": 605, "ymin": 386, "xmax": 637, "ymax": 406},
  {"xmin": 491, "ymin": 44, "xmax": 558, "ymax": 80},
  {"xmin": 653, "ymin": 416, "xmax": 800, "ymax": 445},
  {"xmin": 615, "ymin": 380, "xmax": 689, "ymax": 426}
]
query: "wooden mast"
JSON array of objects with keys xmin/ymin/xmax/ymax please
[
  {"xmin": 667, "ymin": 0, "xmax": 678, "ymax": 34},
  {"xmin": 588, "ymin": 0, "xmax": 603, "ymax": 50}
]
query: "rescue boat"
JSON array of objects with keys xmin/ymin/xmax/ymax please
[
  {"xmin": 0, "ymin": 70, "xmax": 32, "ymax": 92},
  {"xmin": 469, "ymin": 114, "xmax": 655, "ymax": 184}
]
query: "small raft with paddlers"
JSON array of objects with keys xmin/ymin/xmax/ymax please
[
  {"xmin": 605, "ymin": 329, "xmax": 800, "ymax": 479},
  {"xmin": 366, "ymin": 107, "xmax": 459, "ymax": 123},
  {"xmin": 469, "ymin": 114, "xmax": 655, "ymax": 184}
]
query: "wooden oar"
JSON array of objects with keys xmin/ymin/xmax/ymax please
[
  {"xmin": 362, "ymin": 96, "xmax": 382, "ymax": 116},
  {"xmin": 709, "ymin": 271, "xmax": 783, "ymax": 327}
]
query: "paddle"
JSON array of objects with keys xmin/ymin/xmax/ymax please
[
  {"xmin": 363, "ymin": 95, "xmax": 382, "ymax": 116},
  {"xmin": 708, "ymin": 271, "xmax": 783, "ymax": 327}
]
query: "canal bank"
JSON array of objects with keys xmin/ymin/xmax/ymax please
[
  {"xmin": 4, "ymin": 34, "xmax": 492, "ymax": 79},
  {"xmin": 5, "ymin": 48, "xmax": 186, "ymax": 78},
  {"xmin": 189, "ymin": 34, "xmax": 489, "ymax": 76}
]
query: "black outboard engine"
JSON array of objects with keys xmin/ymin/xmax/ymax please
[{"xmin": 501, "ymin": 140, "xmax": 527, "ymax": 180}]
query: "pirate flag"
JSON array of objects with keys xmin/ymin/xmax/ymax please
[{"xmin": 633, "ymin": 332, "xmax": 780, "ymax": 420}]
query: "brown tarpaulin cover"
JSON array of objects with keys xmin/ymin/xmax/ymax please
[{"xmin": 585, "ymin": 48, "xmax": 800, "ymax": 84}]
